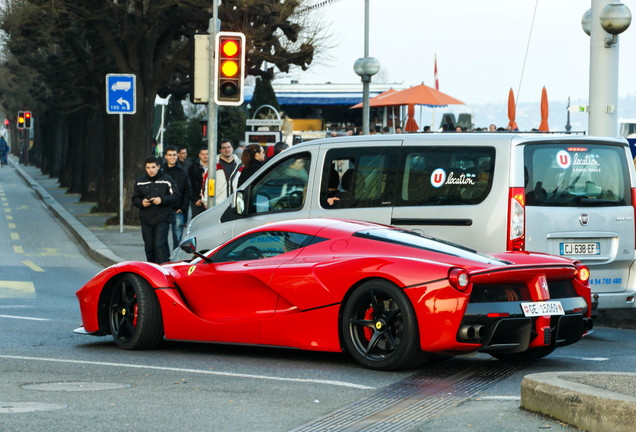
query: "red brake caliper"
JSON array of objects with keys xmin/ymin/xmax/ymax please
[
  {"xmin": 132, "ymin": 296, "xmax": 138, "ymax": 327},
  {"xmin": 363, "ymin": 307, "xmax": 374, "ymax": 341}
]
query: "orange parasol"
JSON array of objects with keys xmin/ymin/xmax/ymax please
[
  {"xmin": 363, "ymin": 83, "xmax": 464, "ymax": 107},
  {"xmin": 538, "ymin": 86, "xmax": 549, "ymax": 132},
  {"xmin": 507, "ymin": 88, "xmax": 518, "ymax": 131},
  {"xmin": 404, "ymin": 104, "xmax": 419, "ymax": 132},
  {"xmin": 350, "ymin": 89, "xmax": 399, "ymax": 109}
]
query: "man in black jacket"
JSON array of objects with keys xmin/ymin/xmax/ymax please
[
  {"xmin": 163, "ymin": 146, "xmax": 192, "ymax": 249},
  {"xmin": 132, "ymin": 157, "xmax": 180, "ymax": 264},
  {"xmin": 188, "ymin": 146, "xmax": 208, "ymax": 218}
]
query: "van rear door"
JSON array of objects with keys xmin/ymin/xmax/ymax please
[{"xmin": 523, "ymin": 141, "xmax": 636, "ymax": 302}]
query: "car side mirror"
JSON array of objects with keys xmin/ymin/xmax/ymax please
[
  {"xmin": 234, "ymin": 190, "xmax": 246, "ymax": 215},
  {"xmin": 179, "ymin": 237, "xmax": 197, "ymax": 253},
  {"xmin": 179, "ymin": 237, "xmax": 213, "ymax": 263}
]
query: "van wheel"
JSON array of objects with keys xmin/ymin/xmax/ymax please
[{"xmin": 341, "ymin": 280, "xmax": 425, "ymax": 370}]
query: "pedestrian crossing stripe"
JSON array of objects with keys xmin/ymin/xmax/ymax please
[
  {"xmin": 0, "ymin": 281, "xmax": 36, "ymax": 299},
  {"xmin": 10, "ymin": 232, "xmax": 19, "ymax": 240},
  {"xmin": 8, "ymin": 223, "xmax": 16, "ymax": 229},
  {"xmin": 13, "ymin": 245, "xmax": 24, "ymax": 254},
  {"xmin": 22, "ymin": 261, "xmax": 44, "ymax": 272},
  {"xmin": 5, "ymin": 215, "xmax": 13, "ymax": 220}
]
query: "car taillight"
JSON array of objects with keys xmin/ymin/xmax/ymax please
[
  {"xmin": 574, "ymin": 262, "xmax": 590, "ymax": 284},
  {"xmin": 449, "ymin": 268, "xmax": 471, "ymax": 292},
  {"xmin": 507, "ymin": 187, "xmax": 525, "ymax": 251}
]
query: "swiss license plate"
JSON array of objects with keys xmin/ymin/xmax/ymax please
[
  {"xmin": 521, "ymin": 301, "xmax": 565, "ymax": 317},
  {"xmin": 559, "ymin": 242, "xmax": 600, "ymax": 256}
]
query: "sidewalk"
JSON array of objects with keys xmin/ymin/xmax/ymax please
[
  {"xmin": 9, "ymin": 155, "xmax": 145, "ymax": 266},
  {"xmin": 9, "ymin": 155, "xmax": 636, "ymax": 432}
]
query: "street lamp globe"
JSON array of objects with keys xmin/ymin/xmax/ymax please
[
  {"xmin": 599, "ymin": 3, "xmax": 631, "ymax": 35},
  {"xmin": 354, "ymin": 57, "xmax": 380, "ymax": 79},
  {"xmin": 581, "ymin": 9, "xmax": 592, "ymax": 36}
]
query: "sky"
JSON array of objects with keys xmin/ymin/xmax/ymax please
[{"xmin": 287, "ymin": 0, "xmax": 636, "ymax": 111}]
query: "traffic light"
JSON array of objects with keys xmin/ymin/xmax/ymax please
[
  {"xmin": 214, "ymin": 32, "xmax": 245, "ymax": 106},
  {"xmin": 17, "ymin": 111, "xmax": 25, "ymax": 130},
  {"xmin": 24, "ymin": 111, "xmax": 32, "ymax": 129},
  {"xmin": 4, "ymin": 119, "xmax": 9, "ymax": 128}
]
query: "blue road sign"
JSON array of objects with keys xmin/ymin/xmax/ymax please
[{"xmin": 106, "ymin": 74, "xmax": 136, "ymax": 114}]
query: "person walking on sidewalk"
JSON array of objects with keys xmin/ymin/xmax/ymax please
[
  {"xmin": 188, "ymin": 146, "xmax": 208, "ymax": 218},
  {"xmin": 202, "ymin": 139, "xmax": 242, "ymax": 208},
  {"xmin": 0, "ymin": 136, "xmax": 9, "ymax": 166},
  {"xmin": 162, "ymin": 146, "xmax": 191, "ymax": 250},
  {"xmin": 132, "ymin": 157, "xmax": 179, "ymax": 264}
]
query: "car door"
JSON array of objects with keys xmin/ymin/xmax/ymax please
[{"xmin": 175, "ymin": 230, "xmax": 308, "ymax": 344}]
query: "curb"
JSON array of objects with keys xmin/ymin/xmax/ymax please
[
  {"xmin": 521, "ymin": 372, "xmax": 636, "ymax": 432},
  {"xmin": 9, "ymin": 157, "xmax": 124, "ymax": 267}
]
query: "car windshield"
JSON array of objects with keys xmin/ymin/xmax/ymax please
[
  {"xmin": 353, "ymin": 228, "xmax": 507, "ymax": 265},
  {"xmin": 524, "ymin": 143, "xmax": 631, "ymax": 207}
]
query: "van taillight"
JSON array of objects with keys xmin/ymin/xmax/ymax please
[
  {"xmin": 632, "ymin": 187, "xmax": 636, "ymax": 246},
  {"xmin": 507, "ymin": 187, "xmax": 525, "ymax": 251}
]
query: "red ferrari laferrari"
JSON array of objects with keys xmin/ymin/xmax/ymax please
[{"xmin": 75, "ymin": 218, "xmax": 592, "ymax": 370}]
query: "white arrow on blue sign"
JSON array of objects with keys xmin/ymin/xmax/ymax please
[{"xmin": 106, "ymin": 74, "xmax": 136, "ymax": 114}]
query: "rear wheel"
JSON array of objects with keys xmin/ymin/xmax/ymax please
[
  {"xmin": 109, "ymin": 273, "xmax": 163, "ymax": 350},
  {"xmin": 341, "ymin": 280, "xmax": 425, "ymax": 370}
]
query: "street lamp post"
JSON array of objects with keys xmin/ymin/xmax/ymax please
[
  {"xmin": 354, "ymin": 0, "xmax": 380, "ymax": 135},
  {"xmin": 582, "ymin": 1, "xmax": 631, "ymax": 137}
]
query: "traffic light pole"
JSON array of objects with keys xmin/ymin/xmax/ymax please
[{"xmin": 206, "ymin": 5, "xmax": 219, "ymax": 210}]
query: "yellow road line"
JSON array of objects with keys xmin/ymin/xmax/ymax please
[
  {"xmin": 13, "ymin": 245, "xmax": 24, "ymax": 254},
  {"xmin": 22, "ymin": 260, "xmax": 44, "ymax": 272},
  {"xmin": 10, "ymin": 232, "xmax": 19, "ymax": 240},
  {"xmin": 2, "ymin": 202, "xmax": 7, "ymax": 207},
  {"xmin": 0, "ymin": 281, "xmax": 36, "ymax": 299},
  {"xmin": 8, "ymin": 223, "xmax": 16, "ymax": 229},
  {"xmin": 4, "ymin": 208, "xmax": 10, "ymax": 213},
  {"xmin": 5, "ymin": 215, "xmax": 12, "ymax": 220}
]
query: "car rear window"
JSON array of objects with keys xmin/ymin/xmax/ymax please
[
  {"xmin": 524, "ymin": 143, "xmax": 631, "ymax": 207},
  {"xmin": 353, "ymin": 228, "xmax": 506, "ymax": 265},
  {"xmin": 396, "ymin": 146, "xmax": 495, "ymax": 206}
]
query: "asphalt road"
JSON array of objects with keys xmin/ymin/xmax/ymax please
[{"xmin": 1, "ymin": 164, "xmax": 636, "ymax": 432}]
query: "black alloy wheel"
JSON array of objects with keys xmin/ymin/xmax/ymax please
[
  {"xmin": 341, "ymin": 280, "xmax": 425, "ymax": 370},
  {"xmin": 108, "ymin": 273, "xmax": 164, "ymax": 350}
]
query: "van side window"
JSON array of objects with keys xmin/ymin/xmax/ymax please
[
  {"xmin": 524, "ymin": 144, "xmax": 631, "ymax": 206},
  {"xmin": 396, "ymin": 146, "xmax": 495, "ymax": 206},
  {"xmin": 248, "ymin": 153, "xmax": 311, "ymax": 214},
  {"xmin": 320, "ymin": 147, "xmax": 399, "ymax": 209}
]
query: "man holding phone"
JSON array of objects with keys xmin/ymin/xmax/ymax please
[{"xmin": 132, "ymin": 157, "xmax": 180, "ymax": 264}]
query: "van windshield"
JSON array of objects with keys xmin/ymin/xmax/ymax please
[{"xmin": 524, "ymin": 144, "xmax": 631, "ymax": 207}]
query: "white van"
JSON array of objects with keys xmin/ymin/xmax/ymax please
[{"xmin": 174, "ymin": 134, "xmax": 636, "ymax": 311}]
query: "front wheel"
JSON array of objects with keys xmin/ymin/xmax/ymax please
[
  {"xmin": 109, "ymin": 273, "xmax": 164, "ymax": 350},
  {"xmin": 341, "ymin": 280, "xmax": 425, "ymax": 370}
]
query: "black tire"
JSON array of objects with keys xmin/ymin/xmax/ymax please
[
  {"xmin": 489, "ymin": 346, "xmax": 556, "ymax": 362},
  {"xmin": 108, "ymin": 273, "xmax": 164, "ymax": 350},
  {"xmin": 341, "ymin": 280, "xmax": 425, "ymax": 370}
]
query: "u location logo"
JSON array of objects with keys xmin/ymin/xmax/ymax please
[
  {"xmin": 431, "ymin": 168, "xmax": 446, "ymax": 188},
  {"xmin": 556, "ymin": 150, "xmax": 571, "ymax": 169}
]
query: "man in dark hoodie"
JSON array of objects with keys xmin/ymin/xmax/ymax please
[
  {"xmin": 162, "ymin": 146, "xmax": 192, "ymax": 250},
  {"xmin": 132, "ymin": 157, "xmax": 180, "ymax": 264}
]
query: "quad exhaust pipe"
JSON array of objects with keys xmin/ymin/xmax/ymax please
[{"xmin": 458, "ymin": 324, "xmax": 486, "ymax": 341}]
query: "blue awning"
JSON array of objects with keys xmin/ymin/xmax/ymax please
[{"xmin": 244, "ymin": 89, "xmax": 386, "ymax": 106}]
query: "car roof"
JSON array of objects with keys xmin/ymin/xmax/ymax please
[{"xmin": 290, "ymin": 133, "xmax": 628, "ymax": 150}]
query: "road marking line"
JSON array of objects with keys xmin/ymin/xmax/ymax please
[
  {"xmin": 22, "ymin": 260, "xmax": 44, "ymax": 272},
  {"xmin": 5, "ymin": 215, "xmax": 13, "ymax": 220},
  {"xmin": 13, "ymin": 245, "xmax": 24, "ymax": 254},
  {"xmin": 0, "ymin": 315, "xmax": 49, "ymax": 321},
  {"xmin": 10, "ymin": 232, "xmax": 19, "ymax": 240},
  {"xmin": 8, "ymin": 222, "xmax": 16, "ymax": 229},
  {"xmin": 2, "ymin": 202, "xmax": 7, "ymax": 207},
  {"xmin": 0, "ymin": 281, "xmax": 35, "ymax": 298},
  {"xmin": 4, "ymin": 208, "xmax": 10, "ymax": 213},
  {"xmin": 0, "ymin": 355, "xmax": 375, "ymax": 390},
  {"xmin": 552, "ymin": 355, "xmax": 609, "ymax": 361},
  {"xmin": 475, "ymin": 396, "xmax": 521, "ymax": 401}
]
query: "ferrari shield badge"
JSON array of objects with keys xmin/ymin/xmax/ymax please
[{"xmin": 188, "ymin": 266, "xmax": 196, "ymax": 276}]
